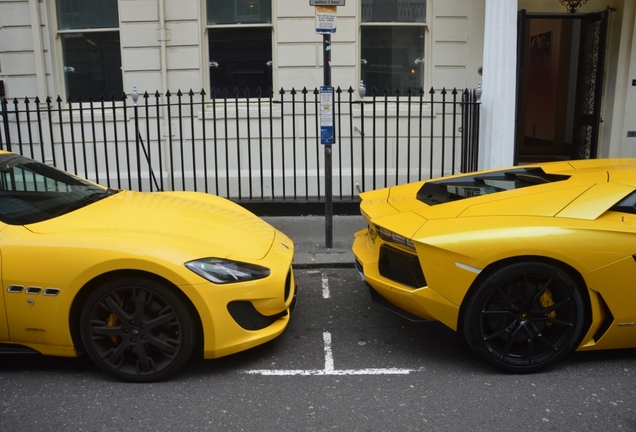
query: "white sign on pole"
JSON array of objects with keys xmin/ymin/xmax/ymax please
[
  {"xmin": 310, "ymin": 0, "xmax": 345, "ymax": 5},
  {"xmin": 315, "ymin": 5, "xmax": 337, "ymax": 34},
  {"xmin": 320, "ymin": 86, "xmax": 334, "ymax": 145}
]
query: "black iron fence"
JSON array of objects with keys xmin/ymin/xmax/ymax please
[{"xmin": 0, "ymin": 86, "xmax": 480, "ymax": 214}]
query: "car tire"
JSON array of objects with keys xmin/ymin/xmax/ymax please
[
  {"xmin": 80, "ymin": 277, "xmax": 196, "ymax": 382},
  {"xmin": 462, "ymin": 261, "xmax": 585, "ymax": 373}
]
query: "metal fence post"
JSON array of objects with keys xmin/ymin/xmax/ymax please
[{"xmin": 0, "ymin": 98, "xmax": 11, "ymax": 151}]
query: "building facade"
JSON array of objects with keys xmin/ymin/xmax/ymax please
[
  {"xmin": 0, "ymin": 0, "xmax": 485, "ymax": 100},
  {"xmin": 0, "ymin": 0, "xmax": 635, "ymax": 181}
]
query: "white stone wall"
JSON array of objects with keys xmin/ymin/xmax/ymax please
[
  {"xmin": 0, "ymin": 0, "xmax": 485, "ymax": 99},
  {"xmin": 0, "ymin": 0, "xmax": 42, "ymax": 97}
]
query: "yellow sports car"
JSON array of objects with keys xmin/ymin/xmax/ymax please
[
  {"xmin": 353, "ymin": 159, "xmax": 636, "ymax": 373},
  {"xmin": 0, "ymin": 151, "xmax": 296, "ymax": 382}
]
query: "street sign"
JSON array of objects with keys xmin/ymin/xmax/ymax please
[
  {"xmin": 310, "ymin": 0, "xmax": 345, "ymax": 5},
  {"xmin": 315, "ymin": 5, "xmax": 337, "ymax": 34},
  {"xmin": 320, "ymin": 86, "xmax": 334, "ymax": 145}
]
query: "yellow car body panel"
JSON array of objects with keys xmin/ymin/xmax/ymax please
[
  {"xmin": 0, "ymin": 152, "xmax": 296, "ymax": 379},
  {"xmin": 353, "ymin": 158, "xmax": 636, "ymax": 370},
  {"xmin": 353, "ymin": 228, "xmax": 461, "ymax": 329},
  {"xmin": 2, "ymin": 222, "xmax": 295, "ymax": 359}
]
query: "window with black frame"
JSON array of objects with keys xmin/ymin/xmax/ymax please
[
  {"xmin": 361, "ymin": 0, "xmax": 427, "ymax": 94},
  {"xmin": 56, "ymin": 0, "xmax": 123, "ymax": 101},
  {"xmin": 207, "ymin": 0, "xmax": 273, "ymax": 97}
]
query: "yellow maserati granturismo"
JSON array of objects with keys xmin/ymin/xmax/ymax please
[
  {"xmin": 353, "ymin": 159, "xmax": 636, "ymax": 373},
  {"xmin": 0, "ymin": 151, "xmax": 296, "ymax": 382}
]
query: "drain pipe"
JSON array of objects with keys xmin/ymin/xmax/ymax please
[
  {"xmin": 157, "ymin": 0, "xmax": 170, "ymax": 189},
  {"xmin": 28, "ymin": 0, "xmax": 47, "ymax": 99},
  {"xmin": 158, "ymin": 0, "xmax": 169, "ymax": 96}
]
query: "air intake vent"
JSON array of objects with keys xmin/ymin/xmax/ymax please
[
  {"xmin": 378, "ymin": 246, "xmax": 426, "ymax": 288},
  {"xmin": 43, "ymin": 288, "xmax": 60, "ymax": 296}
]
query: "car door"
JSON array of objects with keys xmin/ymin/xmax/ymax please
[{"xmin": 0, "ymin": 221, "xmax": 9, "ymax": 341}]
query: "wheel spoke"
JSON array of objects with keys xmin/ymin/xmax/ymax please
[
  {"xmin": 527, "ymin": 277, "xmax": 553, "ymax": 307},
  {"xmin": 147, "ymin": 336, "xmax": 180, "ymax": 356},
  {"xmin": 103, "ymin": 295, "xmax": 132, "ymax": 322},
  {"xmin": 495, "ymin": 286, "xmax": 517, "ymax": 310},
  {"xmin": 133, "ymin": 288, "xmax": 149, "ymax": 322},
  {"xmin": 524, "ymin": 328, "xmax": 534, "ymax": 364},
  {"xmin": 133, "ymin": 345, "xmax": 156, "ymax": 373},
  {"xmin": 482, "ymin": 309, "xmax": 516, "ymax": 318},
  {"xmin": 534, "ymin": 316, "xmax": 574, "ymax": 328},
  {"xmin": 145, "ymin": 308, "xmax": 177, "ymax": 330},
  {"xmin": 499, "ymin": 323, "xmax": 524, "ymax": 359},
  {"xmin": 528, "ymin": 321, "xmax": 559, "ymax": 351},
  {"xmin": 90, "ymin": 322, "xmax": 122, "ymax": 336},
  {"xmin": 534, "ymin": 297, "xmax": 571, "ymax": 315},
  {"xmin": 103, "ymin": 342, "xmax": 128, "ymax": 366},
  {"xmin": 483, "ymin": 323, "xmax": 515, "ymax": 342}
]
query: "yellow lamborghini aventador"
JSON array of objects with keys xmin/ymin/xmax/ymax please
[
  {"xmin": 0, "ymin": 151, "xmax": 296, "ymax": 382},
  {"xmin": 353, "ymin": 159, "xmax": 636, "ymax": 373}
]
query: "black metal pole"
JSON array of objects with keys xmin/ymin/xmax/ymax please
[{"xmin": 324, "ymin": 33, "xmax": 333, "ymax": 249}]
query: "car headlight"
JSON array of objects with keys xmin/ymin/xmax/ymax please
[
  {"xmin": 375, "ymin": 225, "xmax": 416, "ymax": 251},
  {"xmin": 185, "ymin": 258, "xmax": 271, "ymax": 284}
]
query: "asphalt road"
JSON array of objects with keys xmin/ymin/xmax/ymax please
[{"xmin": 2, "ymin": 268, "xmax": 636, "ymax": 431}]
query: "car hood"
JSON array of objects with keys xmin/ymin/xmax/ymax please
[{"xmin": 25, "ymin": 190, "xmax": 276, "ymax": 260}]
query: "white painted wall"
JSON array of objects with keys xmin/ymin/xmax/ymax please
[{"xmin": 478, "ymin": 0, "xmax": 517, "ymax": 170}]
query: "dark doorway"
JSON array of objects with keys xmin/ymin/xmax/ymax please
[{"xmin": 515, "ymin": 10, "xmax": 608, "ymax": 164}]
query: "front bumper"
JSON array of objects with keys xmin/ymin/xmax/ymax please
[
  {"xmin": 187, "ymin": 230, "xmax": 297, "ymax": 359},
  {"xmin": 352, "ymin": 227, "xmax": 460, "ymax": 330}
]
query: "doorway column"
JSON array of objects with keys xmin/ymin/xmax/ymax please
[{"xmin": 478, "ymin": 0, "xmax": 518, "ymax": 170}]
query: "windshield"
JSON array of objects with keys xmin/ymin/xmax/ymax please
[
  {"xmin": 416, "ymin": 167, "xmax": 570, "ymax": 206},
  {"xmin": 0, "ymin": 153, "xmax": 118, "ymax": 225}
]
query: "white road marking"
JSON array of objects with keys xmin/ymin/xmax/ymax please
[
  {"xmin": 242, "ymin": 331, "xmax": 421, "ymax": 376},
  {"xmin": 323, "ymin": 331, "xmax": 335, "ymax": 371},
  {"xmin": 241, "ymin": 368, "xmax": 421, "ymax": 376},
  {"xmin": 322, "ymin": 273, "xmax": 330, "ymax": 299}
]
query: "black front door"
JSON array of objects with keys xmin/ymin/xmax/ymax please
[
  {"xmin": 515, "ymin": 10, "xmax": 609, "ymax": 163},
  {"xmin": 571, "ymin": 11, "xmax": 609, "ymax": 159}
]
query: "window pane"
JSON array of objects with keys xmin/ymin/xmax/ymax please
[
  {"xmin": 61, "ymin": 32, "xmax": 123, "ymax": 100},
  {"xmin": 362, "ymin": 0, "xmax": 426, "ymax": 23},
  {"xmin": 361, "ymin": 26, "xmax": 425, "ymax": 93},
  {"xmin": 209, "ymin": 28, "xmax": 272, "ymax": 95},
  {"xmin": 56, "ymin": 0, "xmax": 119, "ymax": 30},
  {"xmin": 207, "ymin": 0, "xmax": 271, "ymax": 25}
]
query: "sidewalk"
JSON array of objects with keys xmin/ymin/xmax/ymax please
[{"xmin": 263, "ymin": 215, "xmax": 366, "ymax": 268}]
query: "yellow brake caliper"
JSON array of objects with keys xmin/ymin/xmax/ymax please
[
  {"xmin": 107, "ymin": 312, "xmax": 119, "ymax": 345},
  {"xmin": 539, "ymin": 285, "xmax": 557, "ymax": 327}
]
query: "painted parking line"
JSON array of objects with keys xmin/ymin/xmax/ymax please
[
  {"xmin": 322, "ymin": 272, "xmax": 330, "ymax": 299},
  {"xmin": 242, "ymin": 332, "xmax": 422, "ymax": 376}
]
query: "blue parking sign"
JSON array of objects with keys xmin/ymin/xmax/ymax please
[{"xmin": 320, "ymin": 86, "xmax": 334, "ymax": 145}]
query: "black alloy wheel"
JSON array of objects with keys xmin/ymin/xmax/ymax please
[
  {"xmin": 463, "ymin": 262, "xmax": 586, "ymax": 373},
  {"xmin": 80, "ymin": 277, "xmax": 196, "ymax": 382}
]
